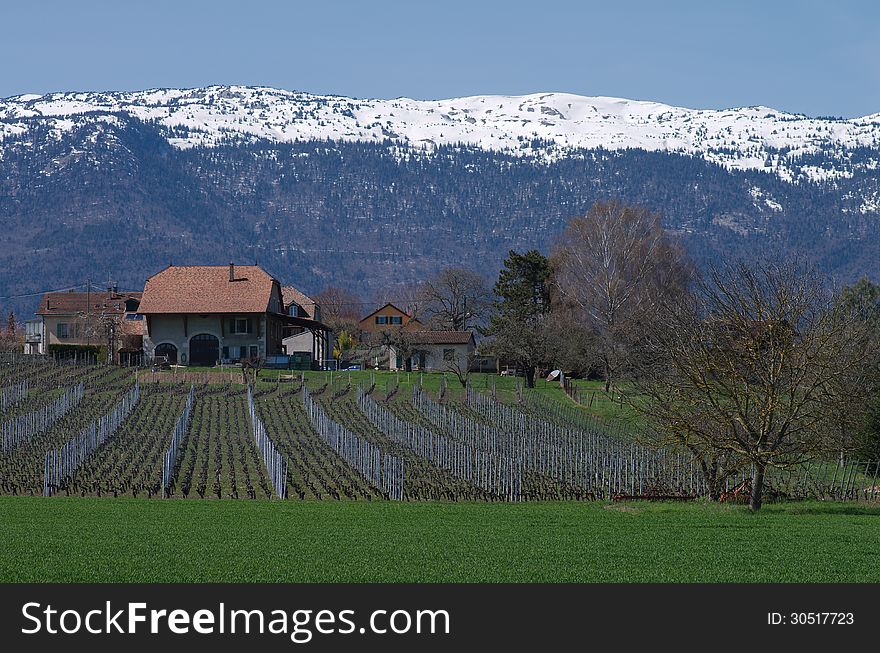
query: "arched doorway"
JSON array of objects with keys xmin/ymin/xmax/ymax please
[
  {"xmin": 154, "ymin": 343, "xmax": 178, "ymax": 364},
  {"xmin": 189, "ymin": 334, "xmax": 219, "ymax": 366}
]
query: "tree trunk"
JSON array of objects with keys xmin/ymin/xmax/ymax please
[
  {"xmin": 603, "ymin": 360, "xmax": 612, "ymax": 393},
  {"xmin": 698, "ymin": 457, "xmax": 722, "ymax": 501},
  {"xmin": 525, "ymin": 366, "xmax": 535, "ymax": 388},
  {"xmin": 749, "ymin": 463, "xmax": 766, "ymax": 512},
  {"xmin": 707, "ymin": 470, "xmax": 722, "ymax": 502}
]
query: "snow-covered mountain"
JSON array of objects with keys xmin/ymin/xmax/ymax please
[
  {"xmin": 2, "ymin": 85, "xmax": 880, "ymax": 318},
  {"xmin": 2, "ymin": 85, "xmax": 879, "ymax": 182}
]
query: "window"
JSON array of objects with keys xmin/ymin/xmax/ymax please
[
  {"xmin": 443, "ymin": 348, "xmax": 456, "ymax": 362},
  {"xmin": 390, "ymin": 315, "xmax": 403, "ymax": 325},
  {"xmin": 375, "ymin": 316, "xmax": 388, "ymax": 325},
  {"xmin": 250, "ymin": 345, "xmax": 259, "ymax": 359},
  {"xmin": 239, "ymin": 346, "xmax": 247, "ymax": 360},
  {"xmin": 56, "ymin": 323, "xmax": 70, "ymax": 339},
  {"xmin": 124, "ymin": 314, "xmax": 145, "ymax": 320},
  {"xmin": 222, "ymin": 346, "xmax": 229, "ymax": 359},
  {"xmin": 229, "ymin": 318, "xmax": 253, "ymax": 334}
]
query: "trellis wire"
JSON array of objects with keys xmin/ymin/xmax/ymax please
[
  {"xmin": 246, "ymin": 385, "xmax": 288, "ymax": 499},
  {"xmin": 303, "ymin": 386, "xmax": 404, "ymax": 500},
  {"xmin": 532, "ymin": 387, "xmax": 880, "ymax": 501},
  {"xmin": 161, "ymin": 385, "xmax": 196, "ymax": 497},
  {"xmin": 358, "ymin": 386, "xmax": 520, "ymax": 500},
  {"xmin": 757, "ymin": 459, "xmax": 880, "ymax": 501},
  {"xmin": 1, "ymin": 382, "xmax": 84, "ymax": 455},
  {"xmin": 43, "ymin": 382, "xmax": 140, "ymax": 496},
  {"xmin": 522, "ymin": 390, "xmax": 640, "ymax": 444},
  {"xmin": 0, "ymin": 380, "xmax": 28, "ymax": 413},
  {"xmin": 460, "ymin": 387, "xmax": 709, "ymax": 498}
]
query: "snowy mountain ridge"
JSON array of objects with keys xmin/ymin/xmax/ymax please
[{"xmin": 2, "ymin": 85, "xmax": 879, "ymax": 182}]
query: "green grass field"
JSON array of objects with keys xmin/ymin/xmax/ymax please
[{"xmin": 2, "ymin": 497, "xmax": 879, "ymax": 583}]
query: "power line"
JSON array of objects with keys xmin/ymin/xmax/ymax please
[{"xmin": 0, "ymin": 282, "xmax": 91, "ymax": 301}]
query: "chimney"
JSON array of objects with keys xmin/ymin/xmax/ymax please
[{"xmin": 229, "ymin": 263, "xmax": 235, "ymax": 282}]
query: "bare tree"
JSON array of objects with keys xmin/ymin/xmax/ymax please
[
  {"xmin": 366, "ymin": 327, "xmax": 419, "ymax": 372},
  {"xmin": 629, "ymin": 259, "xmax": 878, "ymax": 510},
  {"xmin": 552, "ymin": 201, "xmax": 692, "ymax": 392},
  {"xmin": 543, "ymin": 295, "xmax": 599, "ymax": 377},
  {"xmin": 370, "ymin": 281, "xmax": 426, "ymax": 324},
  {"xmin": 418, "ymin": 267, "xmax": 492, "ymax": 331},
  {"xmin": 313, "ymin": 286, "xmax": 364, "ymax": 334},
  {"xmin": 0, "ymin": 311, "xmax": 22, "ymax": 353},
  {"xmin": 443, "ymin": 350, "xmax": 479, "ymax": 388}
]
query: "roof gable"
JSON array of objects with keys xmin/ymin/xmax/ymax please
[
  {"xmin": 282, "ymin": 286, "xmax": 317, "ymax": 319},
  {"xmin": 359, "ymin": 303, "xmax": 414, "ymax": 324}
]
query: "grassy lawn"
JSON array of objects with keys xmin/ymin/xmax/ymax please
[{"xmin": 2, "ymin": 497, "xmax": 879, "ymax": 583}]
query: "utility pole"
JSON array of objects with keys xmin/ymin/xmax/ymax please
[{"xmin": 463, "ymin": 296, "xmax": 468, "ymax": 331}]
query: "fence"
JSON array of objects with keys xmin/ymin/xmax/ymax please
[
  {"xmin": 0, "ymin": 380, "xmax": 28, "ymax": 413},
  {"xmin": 761, "ymin": 459, "xmax": 880, "ymax": 502},
  {"xmin": 303, "ymin": 386, "xmax": 404, "ymax": 500},
  {"xmin": 246, "ymin": 386, "xmax": 288, "ymax": 499},
  {"xmin": 512, "ymin": 389, "xmax": 880, "ymax": 502},
  {"xmin": 1, "ymin": 382, "xmax": 85, "ymax": 455},
  {"xmin": 459, "ymin": 387, "xmax": 710, "ymax": 499},
  {"xmin": 358, "ymin": 387, "xmax": 517, "ymax": 500},
  {"xmin": 161, "ymin": 385, "xmax": 196, "ymax": 497},
  {"xmin": 43, "ymin": 382, "xmax": 140, "ymax": 496},
  {"xmin": 144, "ymin": 370, "xmax": 242, "ymax": 385}
]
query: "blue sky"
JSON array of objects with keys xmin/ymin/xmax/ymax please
[{"xmin": 2, "ymin": 0, "xmax": 877, "ymax": 117}]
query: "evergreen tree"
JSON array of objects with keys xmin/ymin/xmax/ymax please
[{"xmin": 484, "ymin": 250, "xmax": 552, "ymax": 388}]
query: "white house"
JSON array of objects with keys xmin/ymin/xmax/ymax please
[{"xmin": 389, "ymin": 331, "xmax": 476, "ymax": 372}]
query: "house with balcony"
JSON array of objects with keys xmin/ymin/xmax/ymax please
[{"xmin": 281, "ymin": 286, "xmax": 334, "ymax": 368}]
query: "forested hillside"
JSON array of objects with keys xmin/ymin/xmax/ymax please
[{"xmin": 1, "ymin": 111, "xmax": 879, "ymax": 316}]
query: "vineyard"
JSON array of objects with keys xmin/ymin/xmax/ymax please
[{"xmin": 1, "ymin": 360, "xmax": 878, "ymax": 503}]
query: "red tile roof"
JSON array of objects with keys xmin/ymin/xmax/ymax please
[
  {"xmin": 138, "ymin": 265, "xmax": 280, "ymax": 314},
  {"xmin": 119, "ymin": 315, "xmax": 147, "ymax": 336},
  {"xmin": 408, "ymin": 330, "xmax": 475, "ymax": 345},
  {"xmin": 282, "ymin": 286, "xmax": 317, "ymax": 319},
  {"xmin": 36, "ymin": 291, "xmax": 141, "ymax": 316}
]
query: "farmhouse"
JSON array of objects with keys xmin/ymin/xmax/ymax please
[
  {"xmin": 27, "ymin": 288, "xmax": 143, "ymax": 362},
  {"xmin": 139, "ymin": 264, "xmax": 329, "ymax": 367},
  {"xmin": 389, "ymin": 330, "xmax": 476, "ymax": 372}
]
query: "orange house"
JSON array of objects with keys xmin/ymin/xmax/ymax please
[{"xmin": 358, "ymin": 303, "xmax": 421, "ymax": 335}]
